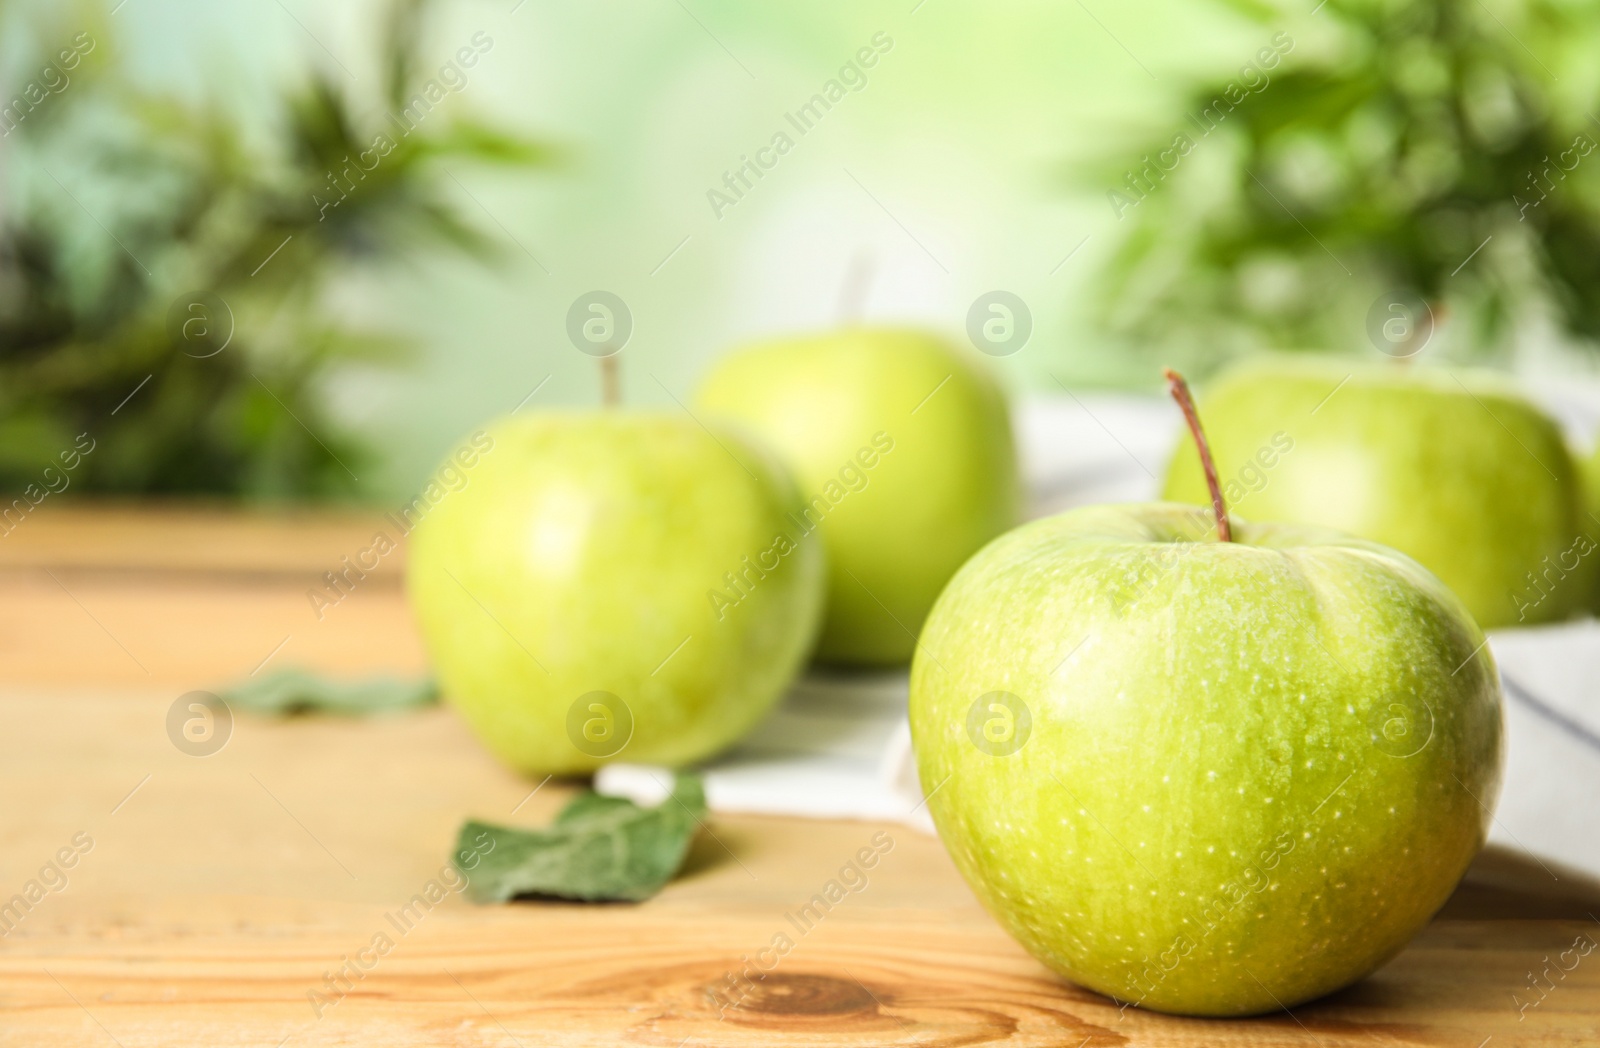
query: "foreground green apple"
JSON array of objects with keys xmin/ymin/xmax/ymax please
[
  {"xmin": 910, "ymin": 501, "xmax": 1502, "ymax": 1015},
  {"xmin": 696, "ymin": 328, "xmax": 1019, "ymax": 666},
  {"xmin": 1163, "ymin": 357, "xmax": 1591, "ymax": 627},
  {"xmin": 407, "ymin": 412, "xmax": 825, "ymax": 775},
  {"xmin": 911, "ymin": 373, "xmax": 1501, "ymax": 1017}
]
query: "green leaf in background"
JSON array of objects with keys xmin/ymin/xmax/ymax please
[
  {"xmin": 1086, "ymin": 0, "xmax": 1600, "ymax": 375},
  {"xmin": 221, "ymin": 668, "xmax": 437, "ymax": 716},
  {"xmin": 455, "ymin": 774, "xmax": 707, "ymax": 904},
  {"xmin": 0, "ymin": 0, "xmax": 554, "ymax": 500}
]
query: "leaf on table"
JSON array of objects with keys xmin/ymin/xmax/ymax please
[
  {"xmin": 454, "ymin": 773, "xmax": 706, "ymax": 904},
  {"xmin": 221, "ymin": 668, "xmax": 437, "ymax": 716}
]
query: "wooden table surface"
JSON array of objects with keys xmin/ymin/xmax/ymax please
[{"xmin": 2, "ymin": 505, "xmax": 1597, "ymax": 1046}]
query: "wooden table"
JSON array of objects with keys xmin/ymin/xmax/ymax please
[{"xmin": 2, "ymin": 506, "xmax": 1597, "ymax": 1046}]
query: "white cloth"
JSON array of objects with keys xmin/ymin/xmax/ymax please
[{"xmin": 599, "ymin": 391, "xmax": 1600, "ymax": 875}]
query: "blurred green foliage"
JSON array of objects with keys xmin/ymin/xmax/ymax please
[
  {"xmin": 1090, "ymin": 0, "xmax": 1600, "ymax": 375},
  {"xmin": 0, "ymin": 0, "xmax": 551, "ymax": 498}
]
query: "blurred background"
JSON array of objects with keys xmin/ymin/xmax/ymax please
[{"xmin": 5, "ymin": 0, "xmax": 1600, "ymax": 503}]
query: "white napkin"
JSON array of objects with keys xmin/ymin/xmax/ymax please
[
  {"xmin": 599, "ymin": 392, "xmax": 1600, "ymax": 878},
  {"xmin": 1486, "ymin": 624, "xmax": 1600, "ymax": 873},
  {"xmin": 600, "ymin": 672, "xmax": 932, "ymax": 832}
]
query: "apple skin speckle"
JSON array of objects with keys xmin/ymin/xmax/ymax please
[{"xmin": 909, "ymin": 502, "xmax": 1503, "ymax": 1018}]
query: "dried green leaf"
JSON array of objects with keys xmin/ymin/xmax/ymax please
[
  {"xmin": 222, "ymin": 667, "xmax": 437, "ymax": 716},
  {"xmin": 456, "ymin": 774, "xmax": 706, "ymax": 904}
]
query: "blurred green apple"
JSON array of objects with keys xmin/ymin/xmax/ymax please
[
  {"xmin": 695, "ymin": 328, "xmax": 1019, "ymax": 666},
  {"xmin": 1163, "ymin": 358, "xmax": 1593, "ymax": 627},
  {"xmin": 1580, "ymin": 440, "xmax": 1600, "ymax": 610},
  {"xmin": 910, "ymin": 501, "xmax": 1502, "ymax": 1016},
  {"xmin": 407, "ymin": 412, "xmax": 825, "ymax": 775}
]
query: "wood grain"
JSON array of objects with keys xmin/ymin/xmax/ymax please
[{"xmin": 0, "ymin": 505, "xmax": 1596, "ymax": 1046}]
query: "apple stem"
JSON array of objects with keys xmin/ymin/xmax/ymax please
[
  {"xmin": 1162, "ymin": 367, "xmax": 1232, "ymax": 543},
  {"xmin": 836, "ymin": 248, "xmax": 876, "ymax": 322},
  {"xmin": 601, "ymin": 356, "xmax": 620, "ymax": 408}
]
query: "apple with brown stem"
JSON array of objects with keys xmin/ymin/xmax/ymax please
[{"xmin": 909, "ymin": 368, "xmax": 1502, "ymax": 1016}]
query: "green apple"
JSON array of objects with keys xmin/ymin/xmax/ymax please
[
  {"xmin": 407, "ymin": 411, "xmax": 825, "ymax": 775},
  {"xmin": 1580, "ymin": 441, "xmax": 1600, "ymax": 610},
  {"xmin": 1163, "ymin": 357, "xmax": 1593, "ymax": 628},
  {"xmin": 695, "ymin": 328, "xmax": 1019, "ymax": 666},
  {"xmin": 909, "ymin": 500, "xmax": 1502, "ymax": 1016}
]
